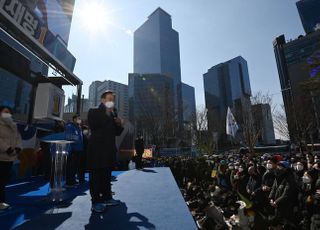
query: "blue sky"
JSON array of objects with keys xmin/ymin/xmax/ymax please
[{"xmin": 65, "ymin": 0, "xmax": 305, "ymax": 108}]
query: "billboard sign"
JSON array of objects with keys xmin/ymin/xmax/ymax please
[{"xmin": 0, "ymin": 0, "xmax": 76, "ymax": 72}]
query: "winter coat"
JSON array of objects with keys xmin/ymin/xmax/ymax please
[
  {"xmin": 0, "ymin": 117, "xmax": 22, "ymax": 162},
  {"xmin": 87, "ymin": 104, "xmax": 124, "ymax": 169}
]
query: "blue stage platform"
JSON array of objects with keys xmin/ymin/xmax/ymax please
[{"xmin": 0, "ymin": 168, "xmax": 197, "ymax": 230}]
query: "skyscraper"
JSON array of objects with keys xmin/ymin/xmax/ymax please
[
  {"xmin": 251, "ymin": 103, "xmax": 276, "ymax": 145},
  {"xmin": 88, "ymin": 81, "xmax": 103, "ymax": 108},
  {"xmin": 64, "ymin": 94, "xmax": 90, "ymax": 114},
  {"xmin": 296, "ymin": 0, "xmax": 320, "ymax": 34},
  {"xmin": 273, "ymin": 32, "xmax": 320, "ymax": 141},
  {"xmin": 128, "ymin": 73, "xmax": 175, "ymax": 145},
  {"xmin": 203, "ymin": 56, "xmax": 252, "ymax": 141},
  {"xmin": 134, "ymin": 7, "xmax": 183, "ymax": 129},
  {"xmin": 89, "ymin": 80, "xmax": 129, "ymax": 120},
  {"xmin": 181, "ymin": 83, "xmax": 196, "ymax": 125}
]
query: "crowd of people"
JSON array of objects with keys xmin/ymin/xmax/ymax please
[
  {"xmin": 147, "ymin": 151, "xmax": 320, "ymax": 230},
  {"xmin": 2, "ymin": 100, "xmax": 320, "ymax": 228}
]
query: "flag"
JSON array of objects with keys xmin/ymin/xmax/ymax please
[{"xmin": 226, "ymin": 107, "xmax": 239, "ymax": 138}]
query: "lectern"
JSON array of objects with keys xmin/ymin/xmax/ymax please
[{"xmin": 42, "ymin": 140, "xmax": 73, "ymax": 202}]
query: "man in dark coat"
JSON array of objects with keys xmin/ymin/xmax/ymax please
[
  {"xmin": 135, "ymin": 136, "xmax": 144, "ymax": 170},
  {"xmin": 269, "ymin": 161, "xmax": 298, "ymax": 228},
  {"xmin": 87, "ymin": 91, "xmax": 124, "ymax": 213}
]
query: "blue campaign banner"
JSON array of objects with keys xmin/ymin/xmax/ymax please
[{"xmin": 0, "ymin": 0, "xmax": 76, "ymax": 71}]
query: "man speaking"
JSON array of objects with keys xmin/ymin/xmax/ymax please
[{"xmin": 87, "ymin": 91, "xmax": 124, "ymax": 213}]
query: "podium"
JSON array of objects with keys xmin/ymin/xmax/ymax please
[{"xmin": 42, "ymin": 140, "xmax": 73, "ymax": 202}]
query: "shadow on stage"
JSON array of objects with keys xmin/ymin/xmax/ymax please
[{"xmin": 85, "ymin": 202, "xmax": 155, "ymax": 230}]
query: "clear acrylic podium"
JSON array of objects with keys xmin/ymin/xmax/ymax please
[{"xmin": 42, "ymin": 140, "xmax": 73, "ymax": 202}]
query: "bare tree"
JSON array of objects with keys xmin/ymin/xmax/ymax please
[
  {"xmin": 193, "ymin": 106, "xmax": 216, "ymax": 154},
  {"xmin": 239, "ymin": 98, "xmax": 259, "ymax": 154},
  {"xmin": 273, "ymin": 104, "xmax": 290, "ymax": 140},
  {"xmin": 240, "ymin": 91, "xmax": 275, "ymax": 153}
]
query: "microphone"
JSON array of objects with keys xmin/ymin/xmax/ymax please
[{"xmin": 112, "ymin": 108, "xmax": 118, "ymax": 118}]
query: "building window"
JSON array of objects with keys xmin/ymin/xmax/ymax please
[{"xmin": 0, "ymin": 68, "xmax": 32, "ymax": 122}]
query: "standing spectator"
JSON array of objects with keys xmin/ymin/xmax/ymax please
[
  {"xmin": 269, "ymin": 161, "xmax": 298, "ymax": 228},
  {"xmin": 65, "ymin": 115, "xmax": 84, "ymax": 187},
  {"xmin": 135, "ymin": 135, "xmax": 144, "ymax": 170},
  {"xmin": 0, "ymin": 106, "xmax": 22, "ymax": 210}
]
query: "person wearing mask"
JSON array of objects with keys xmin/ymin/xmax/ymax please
[
  {"xmin": 230, "ymin": 163, "xmax": 239, "ymax": 191},
  {"xmin": 261, "ymin": 157, "xmax": 278, "ymax": 194},
  {"xmin": 0, "ymin": 106, "xmax": 22, "ymax": 210},
  {"xmin": 269, "ymin": 161, "xmax": 298, "ymax": 228},
  {"xmin": 246, "ymin": 166, "xmax": 262, "ymax": 198},
  {"xmin": 87, "ymin": 91, "xmax": 124, "ymax": 213},
  {"xmin": 135, "ymin": 135, "xmax": 144, "ymax": 170},
  {"xmin": 310, "ymin": 179, "xmax": 320, "ymax": 230},
  {"xmin": 299, "ymin": 171, "xmax": 317, "ymax": 229},
  {"xmin": 65, "ymin": 115, "xmax": 84, "ymax": 187},
  {"xmin": 217, "ymin": 160, "xmax": 230, "ymax": 189},
  {"xmin": 236, "ymin": 165, "xmax": 249, "ymax": 198}
]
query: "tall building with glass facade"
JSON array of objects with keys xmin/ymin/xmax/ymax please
[
  {"xmin": 203, "ymin": 56, "xmax": 252, "ymax": 141},
  {"xmin": 252, "ymin": 103, "xmax": 276, "ymax": 145},
  {"xmin": 128, "ymin": 73, "xmax": 174, "ymax": 139},
  {"xmin": 64, "ymin": 94, "xmax": 90, "ymax": 114},
  {"xmin": 181, "ymin": 83, "xmax": 196, "ymax": 125},
  {"xmin": 273, "ymin": 31, "xmax": 320, "ymax": 141},
  {"xmin": 134, "ymin": 7, "xmax": 183, "ymax": 129},
  {"xmin": 88, "ymin": 81, "xmax": 103, "ymax": 108},
  {"xmin": 296, "ymin": 0, "xmax": 320, "ymax": 34}
]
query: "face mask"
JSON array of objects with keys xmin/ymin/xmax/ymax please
[
  {"xmin": 266, "ymin": 163, "xmax": 273, "ymax": 170},
  {"xmin": 105, "ymin": 101, "xmax": 114, "ymax": 109},
  {"xmin": 83, "ymin": 130, "xmax": 89, "ymax": 135},
  {"xmin": 296, "ymin": 164, "xmax": 304, "ymax": 171},
  {"xmin": 229, "ymin": 166, "xmax": 234, "ymax": 170},
  {"xmin": 314, "ymin": 165, "xmax": 320, "ymax": 170},
  {"xmin": 302, "ymin": 176, "xmax": 311, "ymax": 184},
  {"xmin": 238, "ymin": 168, "xmax": 244, "ymax": 172},
  {"xmin": 1, "ymin": 113, "xmax": 12, "ymax": 119}
]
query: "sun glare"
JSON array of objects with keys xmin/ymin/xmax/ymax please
[{"xmin": 79, "ymin": 1, "xmax": 110, "ymax": 33}]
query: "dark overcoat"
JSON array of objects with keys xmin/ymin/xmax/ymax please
[{"xmin": 87, "ymin": 104, "xmax": 123, "ymax": 169}]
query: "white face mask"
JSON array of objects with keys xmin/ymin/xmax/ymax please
[
  {"xmin": 105, "ymin": 101, "xmax": 114, "ymax": 109},
  {"xmin": 302, "ymin": 176, "xmax": 311, "ymax": 184},
  {"xmin": 296, "ymin": 164, "xmax": 304, "ymax": 171},
  {"xmin": 83, "ymin": 130, "xmax": 89, "ymax": 135},
  {"xmin": 266, "ymin": 163, "xmax": 273, "ymax": 170},
  {"xmin": 1, "ymin": 113, "xmax": 12, "ymax": 119}
]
